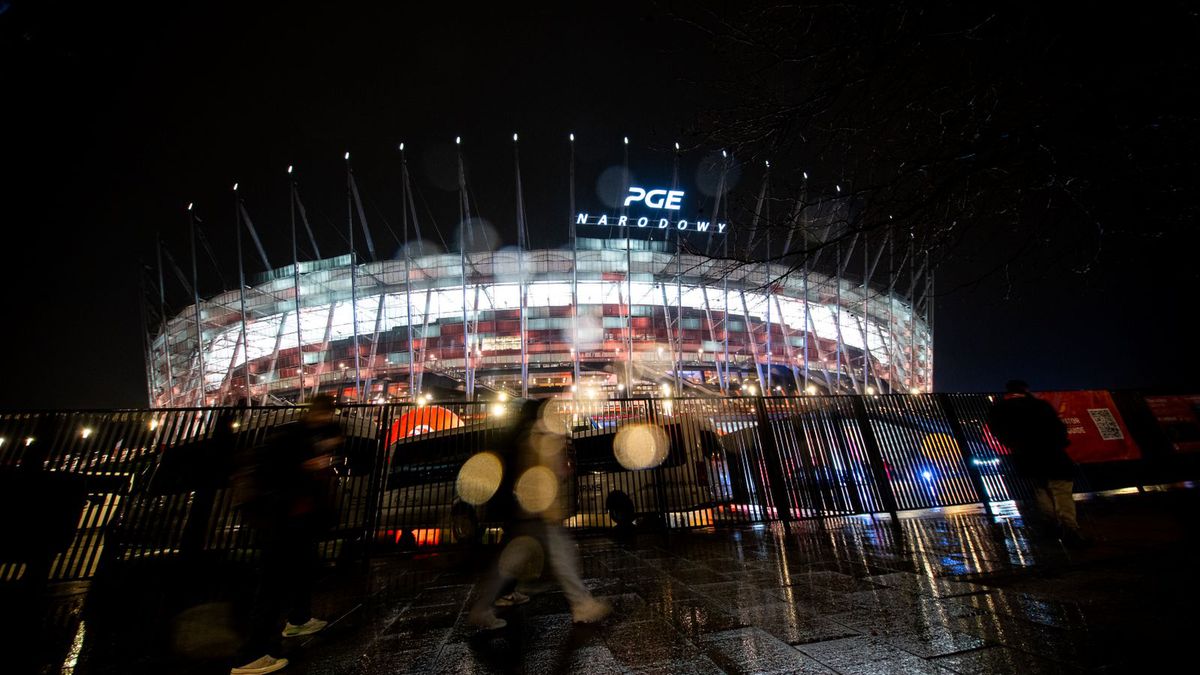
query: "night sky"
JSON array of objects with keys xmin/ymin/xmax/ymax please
[{"xmin": 2, "ymin": 2, "xmax": 1197, "ymax": 409}]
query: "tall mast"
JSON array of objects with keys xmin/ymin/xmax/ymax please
[
  {"xmin": 513, "ymin": 133, "xmax": 529, "ymax": 398},
  {"xmin": 456, "ymin": 137, "xmax": 473, "ymax": 400},
  {"xmin": 399, "ymin": 145, "xmax": 416, "ymax": 401},
  {"xmin": 672, "ymin": 142, "xmax": 683, "ymax": 394},
  {"xmin": 233, "ymin": 183, "xmax": 251, "ymax": 403},
  {"xmin": 345, "ymin": 152, "xmax": 362, "ymax": 401},
  {"xmin": 156, "ymin": 236, "xmax": 176, "ymax": 406},
  {"xmin": 569, "ymin": 133, "xmax": 580, "ymax": 390},
  {"xmin": 187, "ymin": 203, "xmax": 205, "ymax": 406},
  {"xmin": 289, "ymin": 166, "xmax": 305, "ymax": 403},
  {"xmin": 623, "ymin": 136, "xmax": 633, "ymax": 392}
]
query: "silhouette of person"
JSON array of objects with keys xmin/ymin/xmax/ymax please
[
  {"xmin": 231, "ymin": 395, "xmax": 342, "ymax": 675},
  {"xmin": 469, "ymin": 399, "xmax": 610, "ymax": 630},
  {"xmin": 987, "ymin": 380, "xmax": 1088, "ymax": 547}
]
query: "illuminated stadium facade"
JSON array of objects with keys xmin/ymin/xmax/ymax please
[
  {"xmin": 148, "ymin": 236, "xmax": 932, "ymax": 407},
  {"xmin": 146, "ymin": 142, "xmax": 933, "ymax": 407}
]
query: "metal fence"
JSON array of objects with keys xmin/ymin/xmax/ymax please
[{"xmin": 0, "ymin": 392, "xmax": 1185, "ymax": 582}]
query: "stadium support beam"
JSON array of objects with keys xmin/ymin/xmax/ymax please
[
  {"xmin": 456, "ymin": 137, "xmax": 473, "ymax": 401},
  {"xmin": 926, "ymin": 259, "xmax": 934, "ymax": 391},
  {"xmin": 569, "ymin": 133, "xmax": 580, "ymax": 390},
  {"xmin": 292, "ymin": 180, "xmax": 321, "ymax": 260},
  {"xmin": 348, "ymin": 169, "xmax": 376, "ymax": 262},
  {"xmin": 660, "ymin": 285, "xmax": 679, "ymax": 392},
  {"xmin": 622, "ymin": 137, "xmax": 633, "ymax": 391},
  {"xmin": 221, "ymin": 327, "xmax": 243, "ymax": 403},
  {"xmin": 261, "ymin": 308, "xmax": 288, "ymax": 405},
  {"xmin": 234, "ymin": 185, "xmax": 252, "ymax": 403},
  {"xmin": 773, "ymin": 294, "xmax": 802, "ymax": 392},
  {"xmin": 908, "ymin": 237, "xmax": 918, "ymax": 393},
  {"xmin": 313, "ymin": 300, "xmax": 336, "ymax": 398},
  {"xmin": 187, "ymin": 204, "xmax": 206, "ymax": 406},
  {"xmin": 415, "ymin": 287, "xmax": 432, "ymax": 396},
  {"xmin": 155, "ymin": 237, "xmax": 176, "ymax": 407},
  {"xmin": 363, "ymin": 294, "xmax": 387, "ymax": 400},
  {"xmin": 344, "ymin": 153, "xmax": 363, "ymax": 402},
  {"xmin": 672, "ymin": 144, "xmax": 683, "ymax": 395},
  {"xmin": 739, "ymin": 290, "xmax": 765, "ymax": 389},
  {"xmin": 802, "ymin": 266, "xmax": 810, "ymax": 389},
  {"xmin": 514, "ymin": 134, "xmax": 530, "ymax": 397},
  {"xmin": 722, "ymin": 259, "xmax": 732, "ymax": 391},
  {"xmin": 700, "ymin": 285, "xmax": 726, "ymax": 393},
  {"xmin": 749, "ymin": 165, "xmax": 770, "ymax": 392},
  {"xmin": 802, "ymin": 289, "xmax": 833, "ymax": 392},
  {"xmin": 400, "ymin": 144, "xmax": 415, "ymax": 401},
  {"xmin": 289, "ymin": 168, "xmax": 306, "ymax": 403}
]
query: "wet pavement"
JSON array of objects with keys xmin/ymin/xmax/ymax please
[{"xmin": 7, "ymin": 487, "xmax": 1200, "ymax": 674}]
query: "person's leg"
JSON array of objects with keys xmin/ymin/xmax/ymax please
[
  {"xmin": 469, "ymin": 523, "xmax": 531, "ymax": 628},
  {"xmin": 540, "ymin": 523, "xmax": 590, "ymax": 606},
  {"xmin": 1048, "ymin": 480, "xmax": 1079, "ymax": 531},
  {"xmin": 541, "ymin": 523, "xmax": 610, "ymax": 622},
  {"xmin": 283, "ymin": 523, "xmax": 317, "ymax": 626},
  {"xmin": 1032, "ymin": 483, "xmax": 1056, "ymax": 522},
  {"xmin": 243, "ymin": 530, "xmax": 286, "ymax": 659}
]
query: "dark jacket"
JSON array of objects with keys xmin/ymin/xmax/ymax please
[
  {"xmin": 485, "ymin": 399, "xmax": 543, "ymax": 525},
  {"xmin": 236, "ymin": 420, "xmax": 340, "ymax": 529},
  {"xmin": 986, "ymin": 394, "xmax": 1075, "ymax": 481}
]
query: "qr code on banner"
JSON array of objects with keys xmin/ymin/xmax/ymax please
[{"xmin": 1088, "ymin": 408, "xmax": 1125, "ymax": 441}]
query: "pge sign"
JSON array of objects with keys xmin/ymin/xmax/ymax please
[
  {"xmin": 624, "ymin": 187, "xmax": 685, "ymax": 211},
  {"xmin": 574, "ymin": 183, "xmax": 725, "ymax": 235}
]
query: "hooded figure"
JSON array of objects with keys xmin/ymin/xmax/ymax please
[{"xmin": 987, "ymin": 380, "xmax": 1088, "ymax": 546}]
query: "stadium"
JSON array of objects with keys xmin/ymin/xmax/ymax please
[{"xmin": 146, "ymin": 149, "xmax": 933, "ymax": 407}]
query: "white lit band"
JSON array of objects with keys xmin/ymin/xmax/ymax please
[{"xmin": 575, "ymin": 213, "xmax": 727, "ymax": 234}]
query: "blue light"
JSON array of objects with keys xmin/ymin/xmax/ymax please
[{"xmin": 921, "ymin": 470, "xmax": 934, "ymax": 481}]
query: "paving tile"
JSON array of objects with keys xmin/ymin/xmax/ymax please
[
  {"xmin": 932, "ymin": 646, "xmax": 1085, "ymax": 674},
  {"xmin": 865, "ymin": 572, "xmax": 991, "ymax": 598},
  {"xmin": 525, "ymin": 643, "xmax": 625, "ymax": 675},
  {"xmin": 428, "ymin": 641, "xmax": 512, "ymax": 675},
  {"xmin": 603, "ymin": 618, "xmax": 703, "ymax": 666},
  {"xmin": 836, "ymin": 654, "xmax": 958, "ymax": 674},
  {"xmin": 949, "ymin": 589, "xmax": 1093, "ymax": 630},
  {"xmin": 624, "ymin": 654, "xmax": 727, "ymax": 675},
  {"xmin": 797, "ymin": 635, "xmax": 914, "ymax": 668},
  {"xmin": 734, "ymin": 602, "xmax": 861, "ymax": 645},
  {"xmin": 880, "ymin": 629, "xmax": 986, "ymax": 658},
  {"xmin": 701, "ymin": 627, "xmax": 837, "ymax": 674},
  {"xmin": 385, "ymin": 606, "xmax": 461, "ymax": 639},
  {"xmin": 670, "ymin": 567, "xmax": 734, "ymax": 585}
]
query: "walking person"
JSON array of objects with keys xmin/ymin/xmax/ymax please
[
  {"xmin": 230, "ymin": 395, "xmax": 343, "ymax": 675},
  {"xmin": 468, "ymin": 398, "xmax": 610, "ymax": 630},
  {"xmin": 987, "ymin": 380, "xmax": 1089, "ymax": 547}
]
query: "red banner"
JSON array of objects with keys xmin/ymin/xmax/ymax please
[
  {"xmin": 1035, "ymin": 390, "xmax": 1140, "ymax": 463},
  {"xmin": 1145, "ymin": 395, "xmax": 1200, "ymax": 453}
]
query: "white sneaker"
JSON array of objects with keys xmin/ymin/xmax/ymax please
[
  {"xmin": 281, "ymin": 617, "xmax": 327, "ymax": 638},
  {"xmin": 571, "ymin": 598, "xmax": 611, "ymax": 624},
  {"xmin": 231, "ymin": 654, "xmax": 288, "ymax": 675},
  {"xmin": 469, "ymin": 609, "xmax": 508, "ymax": 630},
  {"xmin": 494, "ymin": 591, "xmax": 530, "ymax": 607}
]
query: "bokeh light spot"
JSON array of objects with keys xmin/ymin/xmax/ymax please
[
  {"xmin": 613, "ymin": 423, "xmax": 669, "ymax": 470},
  {"xmin": 457, "ymin": 452, "xmax": 503, "ymax": 505}
]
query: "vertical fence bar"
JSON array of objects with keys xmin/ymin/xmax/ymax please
[
  {"xmin": 850, "ymin": 395, "xmax": 901, "ymax": 525},
  {"xmin": 937, "ymin": 393, "xmax": 992, "ymax": 516}
]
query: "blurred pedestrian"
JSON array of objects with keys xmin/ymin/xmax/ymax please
[
  {"xmin": 987, "ymin": 380, "xmax": 1089, "ymax": 547},
  {"xmin": 230, "ymin": 395, "xmax": 343, "ymax": 675},
  {"xmin": 469, "ymin": 399, "xmax": 610, "ymax": 630}
]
